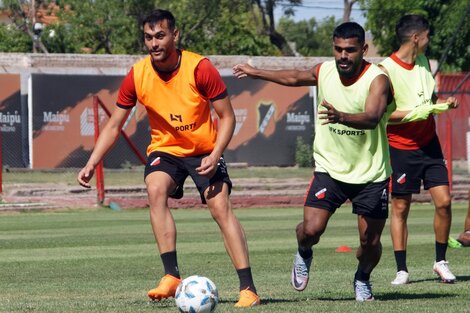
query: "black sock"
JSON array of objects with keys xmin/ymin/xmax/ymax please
[
  {"xmin": 394, "ymin": 250, "xmax": 408, "ymax": 272},
  {"xmin": 160, "ymin": 251, "xmax": 180, "ymax": 278},
  {"xmin": 354, "ymin": 268, "xmax": 371, "ymax": 282},
  {"xmin": 435, "ymin": 241, "xmax": 447, "ymax": 262},
  {"xmin": 298, "ymin": 247, "xmax": 313, "ymax": 259},
  {"xmin": 237, "ymin": 267, "xmax": 257, "ymax": 294}
]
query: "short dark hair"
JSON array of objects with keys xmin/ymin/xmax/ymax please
[
  {"xmin": 333, "ymin": 22, "xmax": 365, "ymax": 45},
  {"xmin": 396, "ymin": 15, "xmax": 429, "ymax": 43},
  {"xmin": 143, "ymin": 9, "xmax": 176, "ymax": 31}
]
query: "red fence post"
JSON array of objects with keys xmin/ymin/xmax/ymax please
[
  {"xmin": 93, "ymin": 96, "xmax": 105, "ymax": 204},
  {"xmin": 446, "ymin": 119, "xmax": 453, "ymax": 192},
  {"xmin": 0, "ymin": 131, "xmax": 2, "ymax": 194}
]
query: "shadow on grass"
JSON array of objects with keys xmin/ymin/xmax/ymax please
[
  {"xmin": 218, "ymin": 298, "xmax": 299, "ymax": 305},
  {"xmin": 378, "ymin": 292, "xmax": 457, "ymax": 301},
  {"xmin": 409, "ymin": 275, "xmax": 470, "ymax": 284},
  {"xmin": 456, "ymin": 275, "xmax": 470, "ymax": 282}
]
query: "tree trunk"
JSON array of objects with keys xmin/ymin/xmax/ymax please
[{"xmin": 343, "ymin": 0, "xmax": 358, "ymax": 23}]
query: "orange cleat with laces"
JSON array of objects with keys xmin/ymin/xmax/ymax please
[
  {"xmin": 234, "ymin": 288, "xmax": 260, "ymax": 308},
  {"xmin": 147, "ymin": 274, "xmax": 182, "ymax": 301}
]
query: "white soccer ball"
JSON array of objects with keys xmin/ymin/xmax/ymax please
[{"xmin": 175, "ymin": 275, "xmax": 218, "ymax": 313}]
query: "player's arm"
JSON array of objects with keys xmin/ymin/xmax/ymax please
[
  {"xmin": 77, "ymin": 107, "xmax": 131, "ymax": 188},
  {"xmin": 433, "ymin": 93, "xmax": 459, "ymax": 109},
  {"xmin": 232, "ymin": 63, "xmax": 319, "ymax": 86},
  {"xmin": 319, "ymin": 74, "xmax": 390, "ymax": 129},
  {"xmin": 196, "ymin": 95, "xmax": 235, "ymax": 177},
  {"xmin": 77, "ymin": 70, "xmax": 135, "ymax": 188},
  {"xmin": 194, "ymin": 59, "xmax": 235, "ymax": 177}
]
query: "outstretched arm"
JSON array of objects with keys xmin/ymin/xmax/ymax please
[
  {"xmin": 319, "ymin": 74, "xmax": 390, "ymax": 129},
  {"xmin": 77, "ymin": 106, "xmax": 131, "ymax": 188},
  {"xmin": 232, "ymin": 63, "xmax": 319, "ymax": 86}
]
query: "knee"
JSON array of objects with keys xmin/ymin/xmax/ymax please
[
  {"xmin": 300, "ymin": 220, "xmax": 324, "ymax": 240},
  {"xmin": 392, "ymin": 203, "xmax": 409, "ymax": 218},
  {"xmin": 435, "ymin": 196, "xmax": 451, "ymax": 212},
  {"xmin": 209, "ymin": 204, "xmax": 231, "ymax": 224},
  {"xmin": 359, "ymin": 236, "xmax": 382, "ymax": 251}
]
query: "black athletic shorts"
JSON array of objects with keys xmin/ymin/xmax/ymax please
[
  {"xmin": 144, "ymin": 151, "xmax": 232, "ymax": 204},
  {"xmin": 389, "ymin": 135, "xmax": 449, "ymax": 195},
  {"xmin": 304, "ymin": 172, "xmax": 389, "ymax": 219}
]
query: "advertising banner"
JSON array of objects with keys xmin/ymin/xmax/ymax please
[{"xmin": 0, "ymin": 74, "xmax": 23, "ymax": 167}]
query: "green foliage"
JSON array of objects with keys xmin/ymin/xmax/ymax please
[
  {"xmin": 0, "ymin": 24, "xmax": 32, "ymax": 52},
  {"xmin": 162, "ymin": 0, "xmax": 279, "ymax": 55},
  {"xmin": 49, "ymin": 0, "xmax": 148, "ymax": 54},
  {"xmin": 295, "ymin": 136, "xmax": 313, "ymax": 168},
  {"xmin": 360, "ymin": 0, "xmax": 470, "ymax": 71},
  {"xmin": 277, "ymin": 16, "xmax": 337, "ymax": 56}
]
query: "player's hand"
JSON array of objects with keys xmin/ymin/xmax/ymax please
[
  {"xmin": 232, "ymin": 63, "xmax": 254, "ymax": 79},
  {"xmin": 446, "ymin": 96, "xmax": 459, "ymax": 109},
  {"xmin": 318, "ymin": 100, "xmax": 344, "ymax": 125},
  {"xmin": 77, "ymin": 164, "xmax": 95, "ymax": 188},
  {"xmin": 196, "ymin": 155, "xmax": 218, "ymax": 178}
]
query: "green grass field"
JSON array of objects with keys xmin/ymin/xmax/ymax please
[{"xmin": 0, "ymin": 204, "xmax": 469, "ymax": 313}]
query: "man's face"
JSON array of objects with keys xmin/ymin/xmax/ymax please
[
  {"xmin": 143, "ymin": 20, "xmax": 178, "ymax": 64},
  {"xmin": 333, "ymin": 37, "xmax": 367, "ymax": 79},
  {"xmin": 416, "ymin": 29, "xmax": 430, "ymax": 53}
]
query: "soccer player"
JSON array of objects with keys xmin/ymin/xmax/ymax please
[
  {"xmin": 457, "ymin": 195, "xmax": 470, "ymax": 247},
  {"xmin": 77, "ymin": 9, "xmax": 260, "ymax": 308},
  {"xmin": 233, "ymin": 22, "xmax": 391, "ymax": 301},
  {"xmin": 379, "ymin": 15, "xmax": 459, "ymax": 285}
]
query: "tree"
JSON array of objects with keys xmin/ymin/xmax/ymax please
[
  {"xmin": 2, "ymin": 0, "xmax": 51, "ymax": 53},
  {"xmin": 0, "ymin": 23, "xmax": 32, "ymax": 52},
  {"xmin": 277, "ymin": 16, "xmax": 337, "ymax": 56},
  {"xmin": 343, "ymin": 0, "xmax": 358, "ymax": 22},
  {"xmin": 360, "ymin": 0, "xmax": 470, "ymax": 71},
  {"xmin": 163, "ymin": 0, "xmax": 279, "ymax": 56},
  {"xmin": 251, "ymin": 0, "xmax": 303, "ymax": 56}
]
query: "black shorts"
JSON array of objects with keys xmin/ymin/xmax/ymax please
[
  {"xmin": 144, "ymin": 151, "xmax": 232, "ymax": 204},
  {"xmin": 389, "ymin": 136, "xmax": 449, "ymax": 195},
  {"xmin": 304, "ymin": 172, "xmax": 389, "ymax": 219}
]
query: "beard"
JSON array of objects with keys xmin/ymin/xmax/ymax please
[{"xmin": 335, "ymin": 58, "xmax": 363, "ymax": 79}]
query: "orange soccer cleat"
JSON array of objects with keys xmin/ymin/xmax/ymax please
[
  {"xmin": 234, "ymin": 288, "xmax": 260, "ymax": 308},
  {"xmin": 147, "ymin": 274, "xmax": 182, "ymax": 301}
]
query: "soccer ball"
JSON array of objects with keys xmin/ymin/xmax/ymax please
[{"xmin": 175, "ymin": 275, "xmax": 218, "ymax": 313}]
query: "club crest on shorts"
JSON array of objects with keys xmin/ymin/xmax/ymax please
[
  {"xmin": 315, "ymin": 188, "xmax": 327, "ymax": 199},
  {"xmin": 150, "ymin": 156, "xmax": 161, "ymax": 166},
  {"xmin": 397, "ymin": 173, "xmax": 406, "ymax": 184}
]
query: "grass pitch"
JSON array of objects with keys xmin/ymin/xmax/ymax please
[{"xmin": 0, "ymin": 204, "xmax": 469, "ymax": 313}]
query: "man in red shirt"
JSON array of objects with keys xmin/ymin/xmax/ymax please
[{"xmin": 77, "ymin": 9, "xmax": 259, "ymax": 307}]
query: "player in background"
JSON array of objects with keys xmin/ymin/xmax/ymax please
[
  {"xmin": 456, "ymin": 194, "xmax": 470, "ymax": 246},
  {"xmin": 234, "ymin": 22, "xmax": 392, "ymax": 301},
  {"xmin": 379, "ymin": 14, "xmax": 459, "ymax": 285},
  {"xmin": 77, "ymin": 9, "xmax": 259, "ymax": 308}
]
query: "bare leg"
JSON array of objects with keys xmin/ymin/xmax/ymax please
[
  {"xmin": 296, "ymin": 206, "xmax": 332, "ymax": 248},
  {"xmin": 429, "ymin": 185, "xmax": 452, "ymax": 244},
  {"xmin": 356, "ymin": 215, "xmax": 386, "ymax": 273},
  {"xmin": 146, "ymin": 171, "xmax": 178, "ymax": 254},
  {"xmin": 390, "ymin": 194, "xmax": 412, "ymax": 251},
  {"xmin": 205, "ymin": 181, "xmax": 249, "ymax": 269}
]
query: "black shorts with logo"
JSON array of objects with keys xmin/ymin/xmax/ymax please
[
  {"xmin": 304, "ymin": 172, "xmax": 389, "ymax": 219},
  {"xmin": 389, "ymin": 135, "xmax": 448, "ymax": 195},
  {"xmin": 144, "ymin": 151, "xmax": 232, "ymax": 204}
]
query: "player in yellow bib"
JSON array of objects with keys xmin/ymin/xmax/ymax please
[
  {"xmin": 233, "ymin": 22, "xmax": 391, "ymax": 302},
  {"xmin": 379, "ymin": 15, "xmax": 459, "ymax": 285}
]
